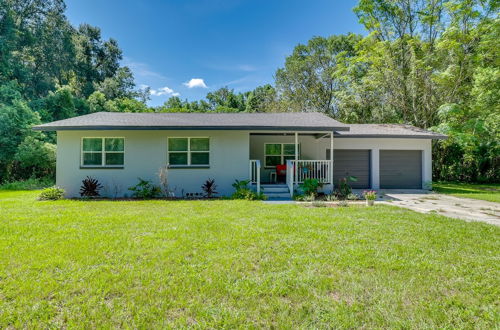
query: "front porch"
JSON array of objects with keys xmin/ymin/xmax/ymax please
[{"xmin": 248, "ymin": 132, "xmax": 334, "ymax": 198}]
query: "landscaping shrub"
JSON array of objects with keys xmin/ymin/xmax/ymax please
[
  {"xmin": 201, "ymin": 178, "xmax": 218, "ymax": 198},
  {"xmin": 38, "ymin": 186, "xmax": 65, "ymax": 200},
  {"xmin": 80, "ymin": 176, "xmax": 103, "ymax": 197},
  {"xmin": 334, "ymin": 176, "xmax": 357, "ymax": 199},
  {"xmin": 128, "ymin": 178, "xmax": 161, "ymax": 199},
  {"xmin": 299, "ymin": 178, "xmax": 322, "ymax": 197},
  {"xmin": 325, "ymin": 194, "xmax": 338, "ymax": 201},
  {"xmin": 231, "ymin": 179, "xmax": 266, "ymax": 200},
  {"xmin": 347, "ymin": 193, "xmax": 360, "ymax": 200}
]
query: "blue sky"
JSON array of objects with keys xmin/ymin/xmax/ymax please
[{"xmin": 65, "ymin": 0, "xmax": 364, "ymax": 106}]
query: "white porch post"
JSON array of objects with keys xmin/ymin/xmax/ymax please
[
  {"xmin": 294, "ymin": 132, "xmax": 298, "ymax": 186},
  {"xmin": 330, "ymin": 132, "xmax": 334, "ymax": 185},
  {"xmin": 371, "ymin": 148, "xmax": 380, "ymax": 189}
]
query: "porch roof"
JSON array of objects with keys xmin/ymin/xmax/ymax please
[{"xmin": 33, "ymin": 112, "xmax": 349, "ymax": 132}]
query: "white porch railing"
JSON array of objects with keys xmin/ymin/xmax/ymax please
[
  {"xmin": 287, "ymin": 160, "xmax": 333, "ymax": 197},
  {"xmin": 249, "ymin": 159, "xmax": 261, "ymax": 194},
  {"xmin": 292, "ymin": 160, "xmax": 332, "ymax": 184}
]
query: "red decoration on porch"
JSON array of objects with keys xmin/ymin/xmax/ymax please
[{"xmin": 276, "ymin": 164, "xmax": 287, "ymax": 176}]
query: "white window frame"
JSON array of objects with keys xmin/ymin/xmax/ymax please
[
  {"xmin": 81, "ymin": 137, "xmax": 125, "ymax": 168},
  {"xmin": 264, "ymin": 143, "xmax": 300, "ymax": 168},
  {"xmin": 167, "ymin": 137, "xmax": 210, "ymax": 167}
]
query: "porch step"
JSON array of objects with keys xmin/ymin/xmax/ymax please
[
  {"xmin": 261, "ymin": 185, "xmax": 289, "ymax": 193},
  {"xmin": 260, "ymin": 184, "xmax": 291, "ymax": 200},
  {"xmin": 264, "ymin": 192, "xmax": 291, "ymax": 199}
]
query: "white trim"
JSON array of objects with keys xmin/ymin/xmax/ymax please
[
  {"xmin": 167, "ymin": 137, "xmax": 210, "ymax": 167},
  {"xmin": 80, "ymin": 137, "xmax": 125, "ymax": 168}
]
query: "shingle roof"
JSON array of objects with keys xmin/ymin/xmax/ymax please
[
  {"xmin": 32, "ymin": 112, "xmax": 446, "ymax": 139},
  {"xmin": 32, "ymin": 111, "xmax": 349, "ymax": 132},
  {"xmin": 335, "ymin": 124, "xmax": 447, "ymax": 139}
]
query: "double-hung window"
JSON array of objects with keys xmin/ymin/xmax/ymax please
[
  {"xmin": 81, "ymin": 137, "xmax": 124, "ymax": 167},
  {"xmin": 264, "ymin": 143, "xmax": 300, "ymax": 168},
  {"xmin": 168, "ymin": 137, "xmax": 210, "ymax": 167}
]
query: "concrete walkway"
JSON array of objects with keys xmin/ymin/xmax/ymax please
[{"xmin": 380, "ymin": 190, "xmax": 500, "ymax": 226}]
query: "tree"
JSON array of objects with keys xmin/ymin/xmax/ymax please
[
  {"xmin": 14, "ymin": 135, "xmax": 56, "ymax": 179},
  {"xmin": 245, "ymin": 84, "xmax": 278, "ymax": 112},
  {"xmin": 95, "ymin": 67, "xmax": 137, "ymax": 100},
  {"xmin": 275, "ymin": 34, "xmax": 361, "ymax": 114},
  {"xmin": 0, "ymin": 94, "xmax": 40, "ymax": 180},
  {"xmin": 206, "ymin": 87, "xmax": 245, "ymax": 111},
  {"xmin": 72, "ymin": 24, "xmax": 124, "ymax": 98},
  {"xmin": 0, "ymin": 0, "xmax": 149, "ymax": 182}
]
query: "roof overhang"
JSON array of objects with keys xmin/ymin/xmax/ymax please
[
  {"xmin": 333, "ymin": 134, "xmax": 447, "ymax": 139},
  {"xmin": 33, "ymin": 125, "xmax": 350, "ymax": 132}
]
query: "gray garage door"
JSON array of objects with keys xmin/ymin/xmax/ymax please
[
  {"xmin": 380, "ymin": 150, "xmax": 422, "ymax": 189},
  {"xmin": 331, "ymin": 149, "xmax": 371, "ymax": 189}
]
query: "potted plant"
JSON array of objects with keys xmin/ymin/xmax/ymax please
[{"xmin": 363, "ymin": 190, "xmax": 377, "ymax": 206}]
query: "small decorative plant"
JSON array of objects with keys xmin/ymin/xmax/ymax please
[
  {"xmin": 231, "ymin": 179, "xmax": 266, "ymax": 200},
  {"xmin": 299, "ymin": 178, "xmax": 323, "ymax": 197},
  {"xmin": 38, "ymin": 186, "xmax": 65, "ymax": 200},
  {"xmin": 325, "ymin": 194, "xmax": 338, "ymax": 202},
  {"xmin": 232, "ymin": 179, "xmax": 251, "ymax": 191},
  {"xmin": 335, "ymin": 176, "xmax": 357, "ymax": 199},
  {"xmin": 347, "ymin": 193, "xmax": 360, "ymax": 200},
  {"xmin": 363, "ymin": 190, "xmax": 377, "ymax": 206},
  {"xmin": 80, "ymin": 176, "xmax": 103, "ymax": 197},
  {"xmin": 128, "ymin": 178, "xmax": 161, "ymax": 199},
  {"xmin": 201, "ymin": 178, "xmax": 218, "ymax": 198}
]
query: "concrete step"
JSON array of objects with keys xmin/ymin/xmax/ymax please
[
  {"xmin": 263, "ymin": 192, "xmax": 291, "ymax": 199},
  {"xmin": 261, "ymin": 186, "xmax": 289, "ymax": 193}
]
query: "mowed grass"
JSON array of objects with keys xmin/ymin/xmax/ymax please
[
  {"xmin": 0, "ymin": 191, "xmax": 499, "ymax": 328},
  {"xmin": 433, "ymin": 182, "xmax": 500, "ymax": 203}
]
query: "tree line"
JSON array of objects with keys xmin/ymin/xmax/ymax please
[{"xmin": 0, "ymin": 0, "xmax": 498, "ymax": 184}]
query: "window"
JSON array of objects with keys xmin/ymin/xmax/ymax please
[
  {"xmin": 81, "ymin": 138, "xmax": 124, "ymax": 167},
  {"xmin": 264, "ymin": 143, "xmax": 300, "ymax": 168},
  {"xmin": 168, "ymin": 137, "xmax": 209, "ymax": 167}
]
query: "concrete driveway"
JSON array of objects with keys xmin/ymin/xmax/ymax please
[{"xmin": 378, "ymin": 190, "xmax": 500, "ymax": 226}]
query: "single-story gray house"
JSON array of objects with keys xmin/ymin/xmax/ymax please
[{"xmin": 33, "ymin": 112, "xmax": 446, "ymax": 198}]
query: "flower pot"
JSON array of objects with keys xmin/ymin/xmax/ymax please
[{"xmin": 366, "ymin": 199, "xmax": 374, "ymax": 206}]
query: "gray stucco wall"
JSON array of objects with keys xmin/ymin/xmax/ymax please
[
  {"xmin": 56, "ymin": 130, "xmax": 433, "ymax": 197},
  {"xmin": 56, "ymin": 130, "xmax": 250, "ymax": 197}
]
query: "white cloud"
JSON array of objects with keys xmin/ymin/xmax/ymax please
[
  {"xmin": 183, "ymin": 78, "xmax": 208, "ymax": 88},
  {"xmin": 144, "ymin": 85, "xmax": 180, "ymax": 97},
  {"xmin": 151, "ymin": 86, "xmax": 174, "ymax": 96}
]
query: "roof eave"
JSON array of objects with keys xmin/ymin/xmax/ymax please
[
  {"xmin": 334, "ymin": 134, "xmax": 447, "ymax": 139},
  {"xmin": 33, "ymin": 125, "xmax": 350, "ymax": 132}
]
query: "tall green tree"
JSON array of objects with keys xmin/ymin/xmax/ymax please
[{"xmin": 275, "ymin": 34, "xmax": 361, "ymax": 114}]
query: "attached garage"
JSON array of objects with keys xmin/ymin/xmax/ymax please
[
  {"xmin": 380, "ymin": 150, "xmax": 422, "ymax": 189},
  {"xmin": 331, "ymin": 149, "xmax": 371, "ymax": 189}
]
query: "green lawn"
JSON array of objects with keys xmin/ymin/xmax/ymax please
[
  {"xmin": 433, "ymin": 182, "xmax": 500, "ymax": 203},
  {"xmin": 1, "ymin": 190, "xmax": 499, "ymax": 328}
]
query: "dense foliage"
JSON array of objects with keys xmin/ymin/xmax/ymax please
[
  {"xmin": 0, "ymin": 0, "xmax": 498, "ymax": 183},
  {"xmin": 275, "ymin": 0, "xmax": 499, "ymax": 182},
  {"xmin": 0, "ymin": 0, "xmax": 147, "ymax": 182}
]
